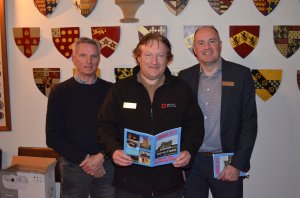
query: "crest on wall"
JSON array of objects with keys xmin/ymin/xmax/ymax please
[
  {"xmin": 115, "ymin": 68, "xmax": 134, "ymax": 82},
  {"xmin": 252, "ymin": 69, "xmax": 282, "ymax": 101},
  {"xmin": 273, "ymin": 26, "xmax": 300, "ymax": 59},
  {"xmin": 51, "ymin": 27, "xmax": 80, "ymax": 58},
  {"xmin": 297, "ymin": 70, "xmax": 300, "ymax": 92},
  {"xmin": 72, "ymin": 0, "xmax": 98, "ymax": 17},
  {"xmin": 253, "ymin": 0, "xmax": 280, "ymax": 16},
  {"xmin": 163, "ymin": 0, "xmax": 189, "ymax": 16},
  {"xmin": 33, "ymin": 68, "xmax": 60, "ymax": 97},
  {"xmin": 138, "ymin": 25, "xmax": 167, "ymax": 41},
  {"xmin": 91, "ymin": 26, "xmax": 120, "ymax": 58},
  {"xmin": 183, "ymin": 25, "xmax": 202, "ymax": 54},
  {"xmin": 13, "ymin": 27, "xmax": 40, "ymax": 58},
  {"xmin": 207, "ymin": 0, "xmax": 234, "ymax": 15},
  {"xmin": 229, "ymin": 26, "xmax": 260, "ymax": 59},
  {"xmin": 33, "ymin": 0, "xmax": 59, "ymax": 17}
]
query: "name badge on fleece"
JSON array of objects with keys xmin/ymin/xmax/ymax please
[
  {"xmin": 123, "ymin": 102, "xmax": 137, "ymax": 109},
  {"xmin": 222, "ymin": 81, "xmax": 235, "ymax": 86}
]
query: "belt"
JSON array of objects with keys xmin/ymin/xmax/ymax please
[{"xmin": 199, "ymin": 152, "xmax": 221, "ymax": 157}]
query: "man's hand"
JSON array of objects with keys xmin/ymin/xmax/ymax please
[
  {"xmin": 218, "ymin": 165, "xmax": 240, "ymax": 181},
  {"xmin": 79, "ymin": 153, "xmax": 106, "ymax": 178},
  {"xmin": 173, "ymin": 151, "xmax": 191, "ymax": 167},
  {"xmin": 112, "ymin": 149, "xmax": 132, "ymax": 166}
]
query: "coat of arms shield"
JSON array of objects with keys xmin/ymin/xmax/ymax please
[
  {"xmin": 33, "ymin": 0, "xmax": 59, "ymax": 17},
  {"xmin": 33, "ymin": 68, "xmax": 60, "ymax": 97},
  {"xmin": 273, "ymin": 26, "xmax": 300, "ymax": 59},
  {"xmin": 91, "ymin": 26, "xmax": 120, "ymax": 58},
  {"xmin": 13, "ymin": 27, "xmax": 40, "ymax": 58},
  {"xmin": 73, "ymin": 0, "xmax": 98, "ymax": 17},
  {"xmin": 252, "ymin": 69, "xmax": 282, "ymax": 101},
  {"xmin": 207, "ymin": 0, "xmax": 234, "ymax": 15},
  {"xmin": 163, "ymin": 0, "xmax": 189, "ymax": 16},
  {"xmin": 115, "ymin": 68, "xmax": 134, "ymax": 82},
  {"xmin": 229, "ymin": 26, "xmax": 260, "ymax": 59},
  {"xmin": 253, "ymin": 0, "xmax": 280, "ymax": 16},
  {"xmin": 138, "ymin": 25, "xmax": 167, "ymax": 41},
  {"xmin": 183, "ymin": 25, "xmax": 202, "ymax": 54},
  {"xmin": 51, "ymin": 27, "xmax": 80, "ymax": 58}
]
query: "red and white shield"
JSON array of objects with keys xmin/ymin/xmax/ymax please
[
  {"xmin": 51, "ymin": 27, "xmax": 80, "ymax": 59},
  {"xmin": 163, "ymin": 0, "xmax": 189, "ymax": 16},
  {"xmin": 273, "ymin": 26, "xmax": 300, "ymax": 59},
  {"xmin": 33, "ymin": 0, "xmax": 59, "ymax": 17},
  {"xmin": 138, "ymin": 25, "xmax": 167, "ymax": 41},
  {"xmin": 33, "ymin": 68, "xmax": 60, "ymax": 97},
  {"xmin": 91, "ymin": 26, "xmax": 120, "ymax": 58},
  {"xmin": 253, "ymin": 0, "xmax": 280, "ymax": 16},
  {"xmin": 73, "ymin": 0, "xmax": 98, "ymax": 17},
  {"xmin": 183, "ymin": 25, "xmax": 202, "ymax": 54},
  {"xmin": 229, "ymin": 26, "xmax": 260, "ymax": 59},
  {"xmin": 207, "ymin": 0, "xmax": 234, "ymax": 15},
  {"xmin": 13, "ymin": 27, "xmax": 40, "ymax": 58}
]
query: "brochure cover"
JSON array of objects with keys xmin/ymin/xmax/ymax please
[
  {"xmin": 213, "ymin": 153, "xmax": 249, "ymax": 178},
  {"xmin": 124, "ymin": 127, "xmax": 181, "ymax": 167}
]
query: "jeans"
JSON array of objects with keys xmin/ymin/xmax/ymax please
[{"xmin": 60, "ymin": 157, "xmax": 114, "ymax": 198}]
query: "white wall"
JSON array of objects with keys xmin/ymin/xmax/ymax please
[{"xmin": 1, "ymin": 0, "xmax": 300, "ymax": 197}]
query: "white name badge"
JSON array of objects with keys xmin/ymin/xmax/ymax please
[{"xmin": 123, "ymin": 102, "xmax": 137, "ymax": 109}]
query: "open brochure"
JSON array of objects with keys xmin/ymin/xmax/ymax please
[
  {"xmin": 124, "ymin": 127, "xmax": 181, "ymax": 167},
  {"xmin": 213, "ymin": 153, "xmax": 249, "ymax": 178}
]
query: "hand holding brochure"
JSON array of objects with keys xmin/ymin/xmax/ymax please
[
  {"xmin": 213, "ymin": 153, "xmax": 249, "ymax": 178},
  {"xmin": 124, "ymin": 127, "xmax": 181, "ymax": 167}
]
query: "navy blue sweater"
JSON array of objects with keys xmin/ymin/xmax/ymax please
[{"xmin": 46, "ymin": 77, "xmax": 112, "ymax": 164}]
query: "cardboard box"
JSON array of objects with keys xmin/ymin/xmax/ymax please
[{"xmin": 0, "ymin": 156, "xmax": 56, "ymax": 198}]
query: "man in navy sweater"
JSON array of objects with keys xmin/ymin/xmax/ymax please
[{"xmin": 46, "ymin": 37, "xmax": 114, "ymax": 198}]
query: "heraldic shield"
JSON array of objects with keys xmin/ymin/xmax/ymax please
[
  {"xmin": 163, "ymin": 0, "xmax": 189, "ymax": 16},
  {"xmin": 34, "ymin": 0, "xmax": 59, "ymax": 17},
  {"xmin": 230, "ymin": 26, "xmax": 260, "ymax": 59},
  {"xmin": 207, "ymin": 0, "xmax": 234, "ymax": 15},
  {"xmin": 115, "ymin": 68, "xmax": 134, "ymax": 82},
  {"xmin": 297, "ymin": 70, "xmax": 300, "ymax": 92},
  {"xmin": 52, "ymin": 27, "xmax": 80, "ymax": 59},
  {"xmin": 73, "ymin": 0, "xmax": 98, "ymax": 17},
  {"xmin": 273, "ymin": 26, "xmax": 300, "ymax": 59},
  {"xmin": 253, "ymin": 0, "xmax": 280, "ymax": 16},
  {"xmin": 91, "ymin": 26, "xmax": 120, "ymax": 58},
  {"xmin": 184, "ymin": 25, "xmax": 202, "ymax": 54},
  {"xmin": 33, "ymin": 68, "xmax": 60, "ymax": 97},
  {"xmin": 252, "ymin": 69, "xmax": 282, "ymax": 101},
  {"xmin": 138, "ymin": 25, "xmax": 167, "ymax": 41},
  {"xmin": 13, "ymin": 27, "xmax": 40, "ymax": 58}
]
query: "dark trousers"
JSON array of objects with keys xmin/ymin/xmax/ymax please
[
  {"xmin": 115, "ymin": 188, "xmax": 183, "ymax": 198},
  {"xmin": 184, "ymin": 153, "xmax": 243, "ymax": 198},
  {"xmin": 60, "ymin": 157, "xmax": 115, "ymax": 198}
]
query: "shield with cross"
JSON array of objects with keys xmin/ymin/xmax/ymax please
[
  {"xmin": 13, "ymin": 27, "xmax": 40, "ymax": 58},
  {"xmin": 229, "ymin": 26, "xmax": 260, "ymax": 59},
  {"xmin": 138, "ymin": 25, "xmax": 167, "ymax": 41}
]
